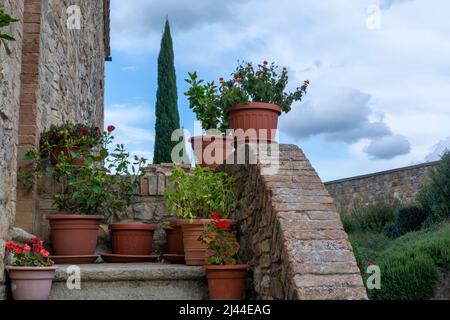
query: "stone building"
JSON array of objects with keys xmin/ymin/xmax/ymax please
[{"xmin": 0, "ymin": 0, "xmax": 110, "ymax": 298}]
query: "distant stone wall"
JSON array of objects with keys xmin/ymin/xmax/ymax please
[
  {"xmin": 0, "ymin": 0, "xmax": 24, "ymax": 300},
  {"xmin": 37, "ymin": 164, "xmax": 191, "ymax": 254},
  {"xmin": 38, "ymin": 0, "xmax": 105, "ymax": 130},
  {"xmin": 325, "ymin": 161, "xmax": 439, "ymax": 214},
  {"xmin": 221, "ymin": 144, "xmax": 367, "ymax": 300}
]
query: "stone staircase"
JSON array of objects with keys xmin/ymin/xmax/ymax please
[{"xmin": 49, "ymin": 263, "xmax": 208, "ymax": 300}]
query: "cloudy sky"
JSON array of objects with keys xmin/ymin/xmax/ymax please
[{"xmin": 105, "ymin": 0, "xmax": 450, "ymax": 181}]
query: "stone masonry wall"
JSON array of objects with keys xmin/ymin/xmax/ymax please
[
  {"xmin": 325, "ymin": 161, "xmax": 439, "ymax": 214},
  {"xmin": 221, "ymin": 144, "xmax": 367, "ymax": 299},
  {"xmin": 37, "ymin": 164, "xmax": 191, "ymax": 254},
  {"xmin": 38, "ymin": 0, "xmax": 105, "ymax": 130},
  {"xmin": 0, "ymin": 0, "xmax": 24, "ymax": 300}
]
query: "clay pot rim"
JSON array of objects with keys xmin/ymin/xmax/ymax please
[
  {"xmin": 203, "ymin": 264, "xmax": 249, "ymax": 271},
  {"xmin": 6, "ymin": 266, "xmax": 57, "ymax": 271},
  {"xmin": 109, "ymin": 223, "xmax": 157, "ymax": 231},
  {"xmin": 226, "ymin": 102, "xmax": 282, "ymax": 115},
  {"xmin": 190, "ymin": 135, "xmax": 234, "ymax": 143},
  {"xmin": 47, "ymin": 214, "xmax": 104, "ymax": 220}
]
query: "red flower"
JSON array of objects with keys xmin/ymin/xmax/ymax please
[
  {"xmin": 107, "ymin": 125, "xmax": 115, "ymax": 133},
  {"xmin": 40, "ymin": 249, "xmax": 50, "ymax": 258},
  {"xmin": 212, "ymin": 212, "xmax": 221, "ymax": 220},
  {"xmin": 5, "ymin": 241, "xmax": 14, "ymax": 249},
  {"xmin": 216, "ymin": 220, "xmax": 231, "ymax": 230},
  {"xmin": 197, "ymin": 235, "xmax": 203, "ymax": 242},
  {"xmin": 14, "ymin": 247, "xmax": 22, "ymax": 254},
  {"xmin": 263, "ymin": 60, "xmax": 269, "ymax": 65},
  {"xmin": 80, "ymin": 129, "xmax": 89, "ymax": 136},
  {"xmin": 23, "ymin": 244, "xmax": 31, "ymax": 252}
]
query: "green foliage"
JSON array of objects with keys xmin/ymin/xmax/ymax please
[
  {"xmin": 164, "ymin": 167, "xmax": 236, "ymax": 220},
  {"xmin": 184, "ymin": 72, "xmax": 229, "ymax": 132},
  {"xmin": 184, "ymin": 61, "xmax": 309, "ymax": 131},
  {"xmin": 350, "ymin": 222, "xmax": 450, "ymax": 300},
  {"xmin": 341, "ymin": 203, "xmax": 397, "ymax": 233},
  {"xmin": 153, "ymin": 19, "xmax": 183, "ymax": 164},
  {"xmin": 0, "ymin": 9, "xmax": 18, "ymax": 41},
  {"xmin": 417, "ymin": 151, "xmax": 450, "ymax": 226},
  {"xmin": 384, "ymin": 205, "xmax": 428, "ymax": 238},
  {"xmin": 20, "ymin": 125, "xmax": 146, "ymax": 217}
]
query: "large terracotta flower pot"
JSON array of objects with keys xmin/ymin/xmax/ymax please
[
  {"xmin": 50, "ymin": 147, "xmax": 85, "ymax": 166},
  {"xmin": 179, "ymin": 219, "xmax": 234, "ymax": 266},
  {"xmin": 165, "ymin": 220, "xmax": 184, "ymax": 255},
  {"xmin": 110, "ymin": 223, "xmax": 157, "ymax": 255},
  {"xmin": 226, "ymin": 102, "xmax": 282, "ymax": 143},
  {"xmin": 6, "ymin": 266, "xmax": 57, "ymax": 300},
  {"xmin": 178, "ymin": 219, "xmax": 213, "ymax": 266},
  {"xmin": 47, "ymin": 214, "xmax": 103, "ymax": 256},
  {"xmin": 204, "ymin": 264, "xmax": 248, "ymax": 300},
  {"xmin": 190, "ymin": 135, "xmax": 234, "ymax": 169}
]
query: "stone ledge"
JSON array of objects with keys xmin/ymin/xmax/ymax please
[{"xmin": 54, "ymin": 263, "xmax": 205, "ymax": 281}]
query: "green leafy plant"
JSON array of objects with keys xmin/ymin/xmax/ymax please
[
  {"xmin": 164, "ymin": 167, "xmax": 236, "ymax": 220},
  {"xmin": 185, "ymin": 60, "xmax": 309, "ymax": 133},
  {"xmin": 0, "ymin": 9, "xmax": 18, "ymax": 41},
  {"xmin": 341, "ymin": 203, "xmax": 397, "ymax": 233},
  {"xmin": 418, "ymin": 151, "xmax": 450, "ymax": 226},
  {"xmin": 383, "ymin": 204, "xmax": 428, "ymax": 238},
  {"xmin": 201, "ymin": 212, "xmax": 240, "ymax": 265},
  {"xmin": 5, "ymin": 238, "xmax": 53, "ymax": 267},
  {"xmin": 21, "ymin": 125, "xmax": 146, "ymax": 217}
]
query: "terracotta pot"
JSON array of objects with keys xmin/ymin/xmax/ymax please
[
  {"xmin": 6, "ymin": 266, "xmax": 57, "ymax": 300},
  {"xmin": 179, "ymin": 219, "xmax": 212, "ymax": 266},
  {"xmin": 47, "ymin": 214, "xmax": 103, "ymax": 256},
  {"xmin": 179, "ymin": 219, "xmax": 234, "ymax": 266},
  {"xmin": 204, "ymin": 264, "xmax": 248, "ymax": 300},
  {"xmin": 165, "ymin": 220, "xmax": 184, "ymax": 255},
  {"xmin": 110, "ymin": 223, "xmax": 157, "ymax": 255},
  {"xmin": 50, "ymin": 147, "xmax": 85, "ymax": 166},
  {"xmin": 190, "ymin": 135, "xmax": 234, "ymax": 169},
  {"xmin": 226, "ymin": 102, "xmax": 282, "ymax": 142}
]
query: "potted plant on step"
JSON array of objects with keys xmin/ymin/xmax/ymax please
[
  {"xmin": 164, "ymin": 167, "xmax": 236, "ymax": 265},
  {"xmin": 201, "ymin": 213, "xmax": 248, "ymax": 300},
  {"xmin": 160, "ymin": 219, "xmax": 185, "ymax": 264},
  {"xmin": 4, "ymin": 238, "xmax": 55, "ymax": 300},
  {"xmin": 187, "ymin": 61, "xmax": 309, "ymax": 143},
  {"xmin": 21, "ymin": 125, "xmax": 147, "ymax": 263},
  {"xmin": 185, "ymin": 72, "xmax": 234, "ymax": 168}
]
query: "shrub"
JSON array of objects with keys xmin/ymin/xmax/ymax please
[
  {"xmin": 384, "ymin": 205, "xmax": 428, "ymax": 238},
  {"xmin": 341, "ymin": 203, "xmax": 397, "ymax": 233},
  {"xmin": 418, "ymin": 151, "xmax": 450, "ymax": 226}
]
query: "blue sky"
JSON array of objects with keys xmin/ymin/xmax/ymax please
[{"xmin": 105, "ymin": 0, "xmax": 450, "ymax": 181}]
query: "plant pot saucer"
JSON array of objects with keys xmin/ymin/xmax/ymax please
[
  {"xmin": 100, "ymin": 253, "xmax": 160, "ymax": 263},
  {"xmin": 49, "ymin": 255, "xmax": 99, "ymax": 264},
  {"xmin": 162, "ymin": 254, "xmax": 185, "ymax": 264}
]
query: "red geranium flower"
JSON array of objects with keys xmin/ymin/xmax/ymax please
[
  {"xmin": 80, "ymin": 129, "xmax": 89, "ymax": 136},
  {"xmin": 212, "ymin": 212, "xmax": 221, "ymax": 220},
  {"xmin": 40, "ymin": 249, "xmax": 50, "ymax": 258},
  {"xmin": 216, "ymin": 220, "xmax": 231, "ymax": 230},
  {"xmin": 5, "ymin": 241, "xmax": 14, "ymax": 249},
  {"xmin": 107, "ymin": 125, "xmax": 115, "ymax": 133},
  {"xmin": 23, "ymin": 244, "xmax": 31, "ymax": 252},
  {"xmin": 14, "ymin": 247, "xmax": 22, "ymax": 254}
]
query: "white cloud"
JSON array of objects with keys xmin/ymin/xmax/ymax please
[{"xmin": 364, "ymin": 134, "xmax": 411, "ymax": 159}]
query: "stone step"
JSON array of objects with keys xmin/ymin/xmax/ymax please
[{"xmin": 49, "ymin": 263, "xmax": 208, "ymax": 300}]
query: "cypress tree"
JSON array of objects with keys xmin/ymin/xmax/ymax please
[{"xmin": 153, "ymin": 19, "xmax": 182, "ymax": 164}]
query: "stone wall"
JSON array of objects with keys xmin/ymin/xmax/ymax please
[
  {"xmin": 37, "ymin": 164, "xmax": 192, "ymax": 254},
  {"xmin": 16, "ymin": 0, "xmax": 108, "ymax": 234},
  {"xmin": 0, "ymin": 0, "xmax": 24, "ymax": 300},
  {"xmin": 38, "ymin": 0, "xmax": 105, "ymax": 130},
  {"xmin": 221, "ymin": 144, "xmax": 367, "ymax": 299},
  {"xmin": 325, "ymin": 161, "xmax": 439, "ymax": 214}
]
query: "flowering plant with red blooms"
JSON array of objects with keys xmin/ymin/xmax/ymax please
[
  {"xmin": 201, "ymin": 213, "xmax": 240, "ymax": 265},
  {"xmin": 185, "ymin": 60, "xmax": 309, "ymax": 131},
  {"xmin": 20, "ymin": 123, "xmax": 147, "ymax": 217},
  {"xmin": 4, "ymin": 238, "xmax": 54, "ymax": 267}
]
